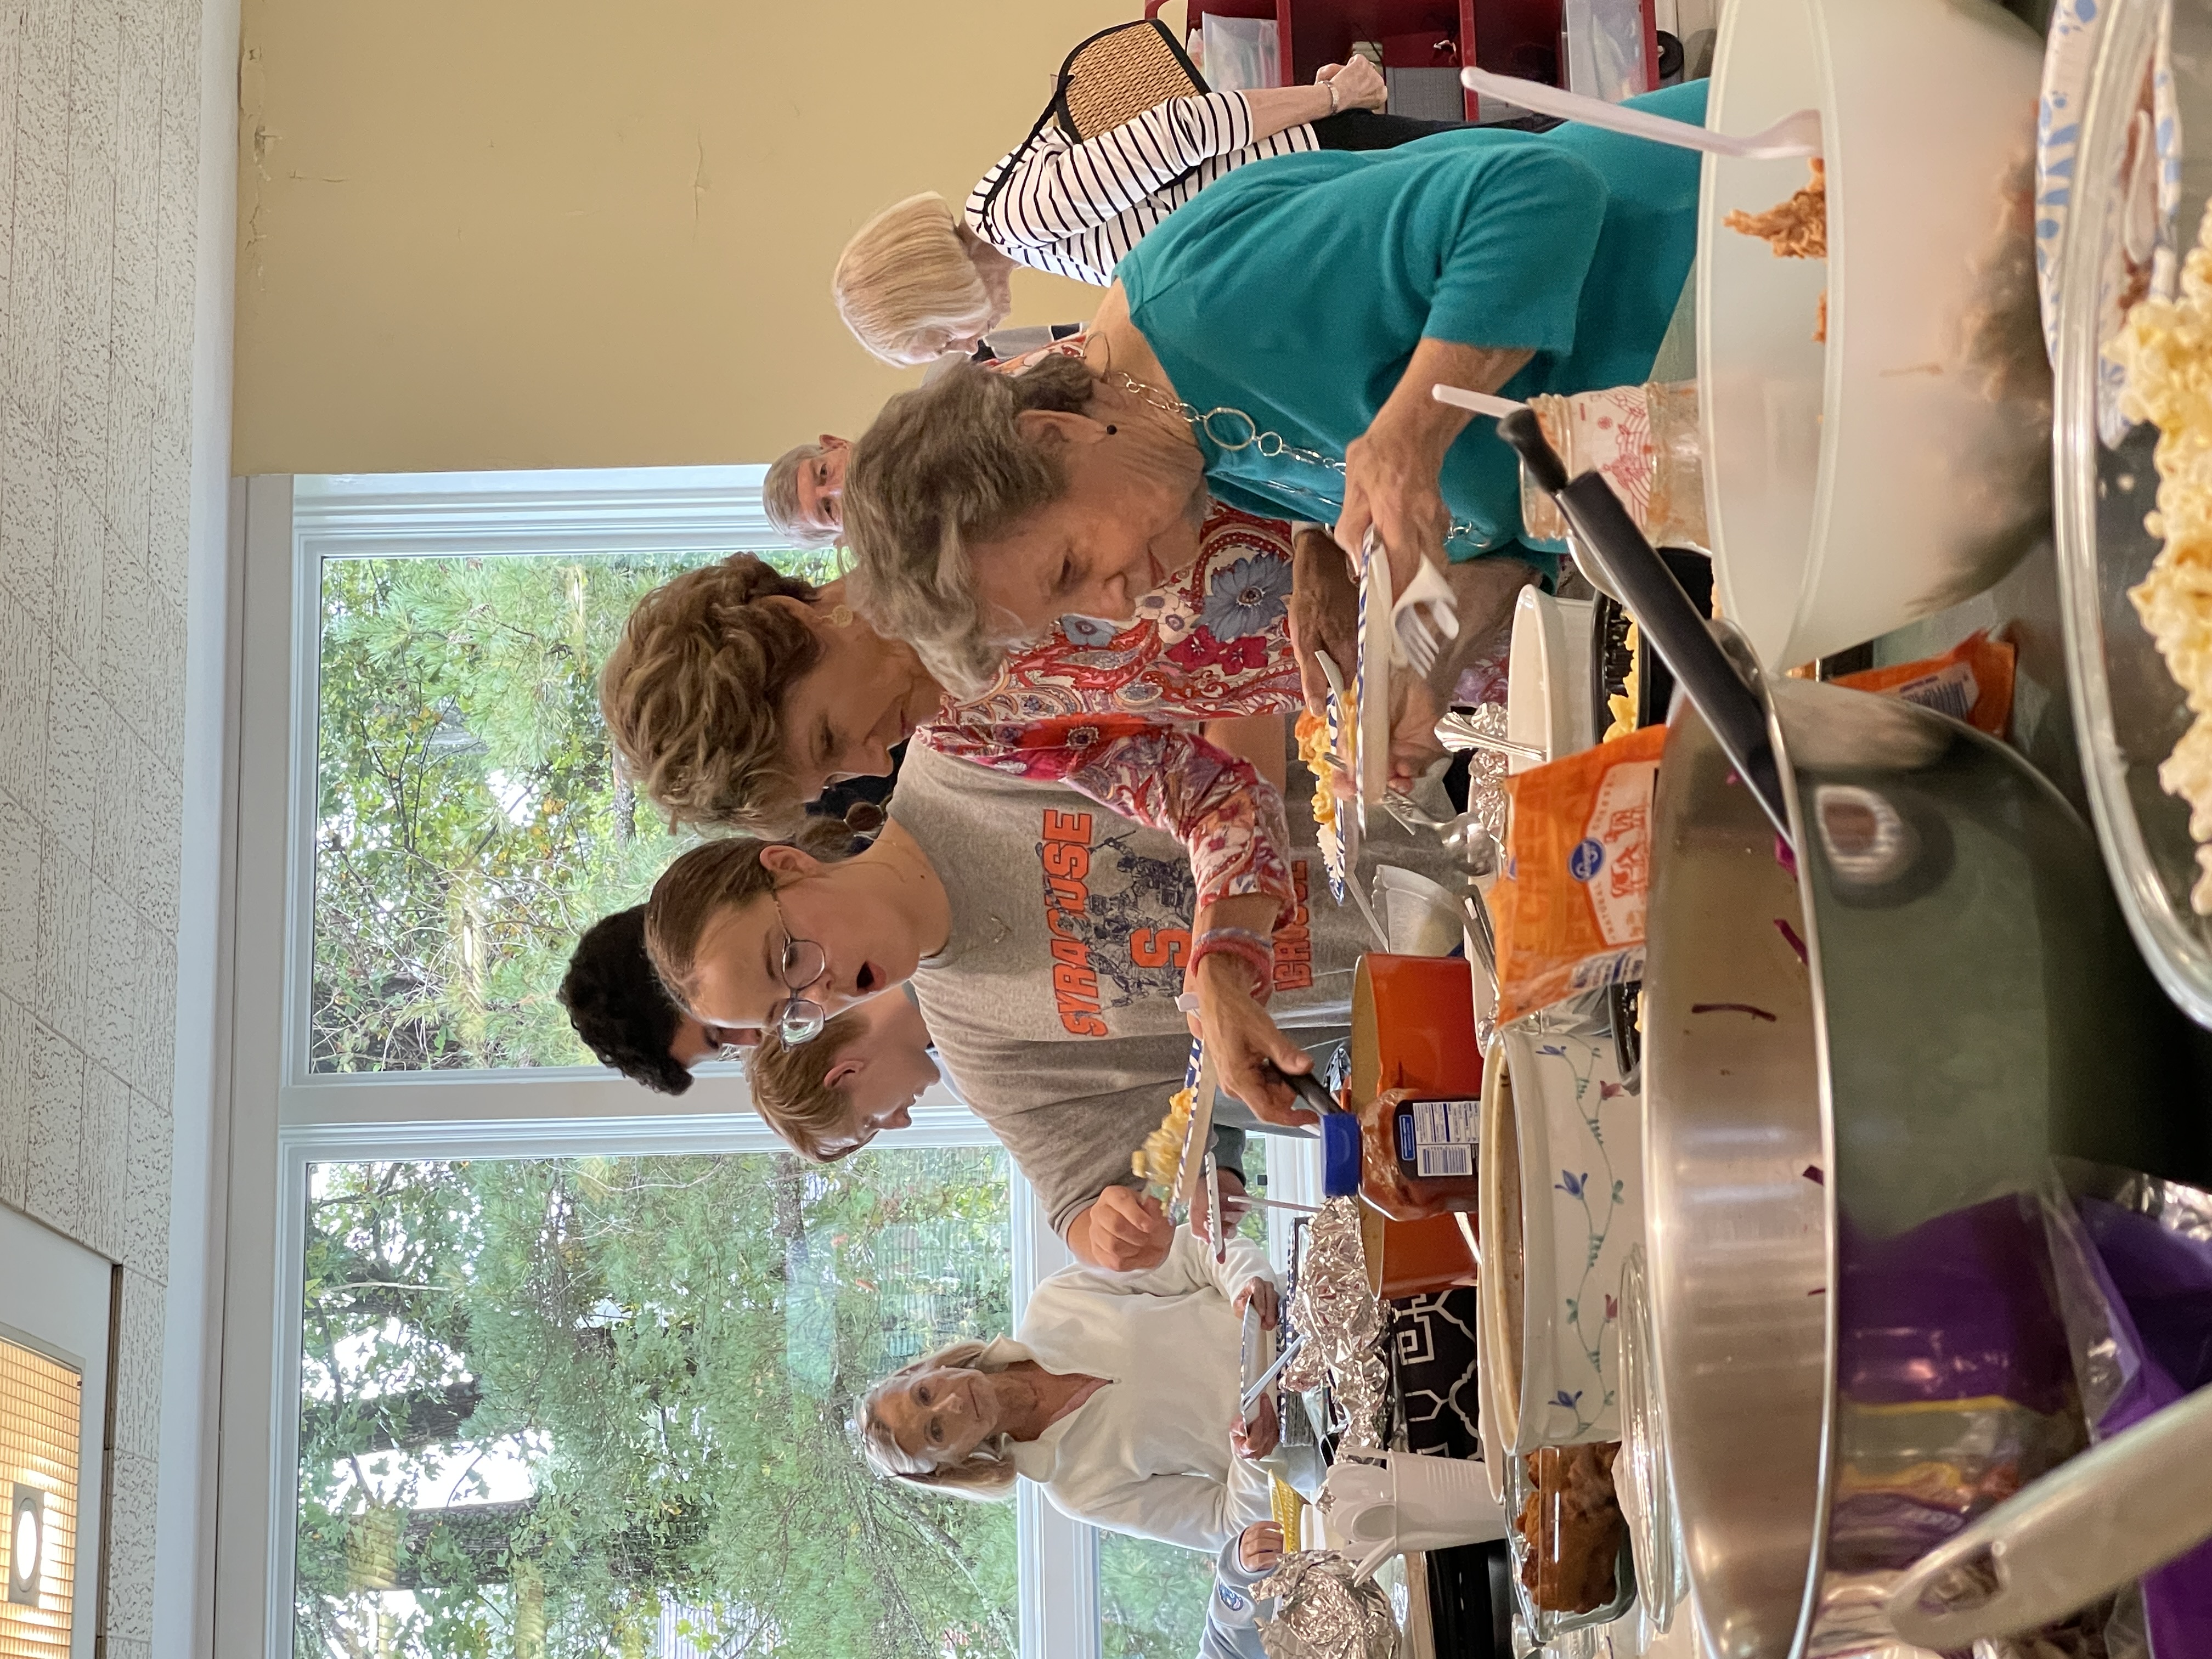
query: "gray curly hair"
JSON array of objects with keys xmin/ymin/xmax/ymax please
[
  {"xmin": 762, "ymin": 442, "xmax": 841, "ymax": 550},
  {"xmin": 840, "ymin": 354, "xmax": 1103, "ymax": 696}
]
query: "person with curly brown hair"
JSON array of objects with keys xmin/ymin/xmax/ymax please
[{"xmin": 598, "ymin": 504, "xmax": 1363, "ymax": 928}]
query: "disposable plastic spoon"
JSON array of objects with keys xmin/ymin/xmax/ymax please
[
  {"xmin": 1461, "ymin": 67, "xmax": 1821, "ymax": 160},
  {"xmin": 1431, "ymin": 383, "xmax": 1526, "ymax": 421}
]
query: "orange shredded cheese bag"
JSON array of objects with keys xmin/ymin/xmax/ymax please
[
  {"xmin": 1492, "ymin": 726, "xmax": 1667, "ymax": 1027},
  {"xmin": 1833, "ymin": 629, "xmax": 2017, "ymax": 738}
]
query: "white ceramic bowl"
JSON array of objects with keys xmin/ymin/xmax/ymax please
[
  {"xmin": 1479, "ymin": 1023, "xmax": 1645, "ymax": 1456},
  {"xmin": 1699, "ymin": 0, "xmax": 2049, "ymax": 667},
  {"xmin": 1505, "ymin": 588, "xmax": 1596, "ymax": 771},
  {"xmin": 1477, "ymin": 1040, "xmax": 1526, "ymax": 1465}
]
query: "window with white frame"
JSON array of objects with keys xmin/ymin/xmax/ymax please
[{"xmin": 214, "ymin": 470, "xmax": 1315, "ymax": 1659}]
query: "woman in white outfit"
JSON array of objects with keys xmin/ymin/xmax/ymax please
[{"xmin": 859, "ymin": 1227, "xmax": 1282, "ymax": 1551}]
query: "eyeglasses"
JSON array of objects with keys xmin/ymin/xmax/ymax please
[{"xmin": 769, "ymin": 896, "xmax": 830, "ymax": 1045}]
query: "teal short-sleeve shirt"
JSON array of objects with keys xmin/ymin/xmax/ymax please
[{"xmin": 1117, "ymin": 80, "xmax": 1708, "ymax": 560}]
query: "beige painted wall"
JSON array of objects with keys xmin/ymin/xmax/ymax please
[{"xmin": 233, "ymin": 0, "xmax": 1170, "ymax": 475}]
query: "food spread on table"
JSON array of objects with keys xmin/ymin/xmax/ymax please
[{"xmin": 1222, "ymin": 9, "xmax": 2212, "ymax": 1656}]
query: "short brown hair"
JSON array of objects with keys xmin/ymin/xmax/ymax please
[
  {"xmin": 558, "ymin": 906, "xmax": 693, "ymax": 1095},
  {"xmin": 843, "ymin": 354, "xmax": 1100, "ymax": 696},
  {"xmin": 599, "ymin": 555, "xmax": 823, "ymax": 833},
  {"xmin": 748, "ymin": 1009, "xmax": 872, "ymax": 1161}
]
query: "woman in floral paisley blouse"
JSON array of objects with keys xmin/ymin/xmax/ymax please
[{"xmin": 599, "ymin": 501, "xmax": 1329, "ymax": 923}]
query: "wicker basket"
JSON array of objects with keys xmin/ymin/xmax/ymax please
[{"xmin": 1057, "ymin": 20, "xmax": 1208, "ymax": 142}]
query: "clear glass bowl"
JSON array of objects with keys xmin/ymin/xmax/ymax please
[
  {"xmin": 1500, "ymin": 1444, "xmax": 1639, "ymax": 1643},
  {"xmin": 1616, "ymin": 1245, "xmax": 1686, "ymax": 1634},
  {"xmin": 2054, "ymin": 0, "xmax": 2212, "ymax": 1028}
]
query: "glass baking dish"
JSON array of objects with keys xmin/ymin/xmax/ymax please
[{"xmin": 2053, "ymin": 0, "xmax": 2212, "ymax": 1028}]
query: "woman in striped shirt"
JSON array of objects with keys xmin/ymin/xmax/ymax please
[
  {"xmin": 963, "ymin": 55, "xmax": 1435, "ymax": 289},
  {"xmin": 833, "ymin": 57, "xmax": 1472, "ymax": 363}
]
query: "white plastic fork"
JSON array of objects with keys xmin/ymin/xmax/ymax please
[
  {"xmin": 1369, "ymin": 527, "xmax": 1459, "ymax": 676},
  {"xmin": 1461, "ymin": 67, "xmax": 1822, "ymax": 160}
]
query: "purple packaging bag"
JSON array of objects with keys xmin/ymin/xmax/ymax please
[
  {"xmin": 2044, "ymin": 1164, "xmax": 2212, "ymax": 1657},
  {"xmin": 1825, "ymin": 1195, "xmax": 2083, "ymax": 1577}
]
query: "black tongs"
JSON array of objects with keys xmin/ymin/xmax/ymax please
[
  {"xmin": 1268, "ymin": 1063, "xmax": 1339, "ymax": 1119},
  {"xmin": 1498, "ymin": 408, "xmax": 1795, "ymax": 850}
]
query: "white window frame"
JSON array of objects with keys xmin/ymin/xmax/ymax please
[{"xmin": 210, "ymin": 470, "xmax": 1160, "ymax": 1659}]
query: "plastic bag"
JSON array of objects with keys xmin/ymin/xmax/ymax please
[
  {"xmin": 1805, "ymin": 1193, "xmax": 2090, "ymax": 1657},
  {"xmin": 1490, "ymin": 725, "xmax": 1664, "ymax": 1026},
  {"xmin": 1202, "ymin": 15, "xmax": 1280, "ymax": 92},
  {"xmin": 2041, "ymin": 1162, "xmax": 2212, "ymax": 1656},
  {"xmin": 1832, "ymin": 629, "xmax": 2018, "ymax": 740}
]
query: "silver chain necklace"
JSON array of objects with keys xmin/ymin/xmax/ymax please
[{"xmin": 1106, "ymin": 370, "xmax": 1485, "ymax": 546}]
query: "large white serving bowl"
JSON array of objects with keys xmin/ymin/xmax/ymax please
[{"xmin": 1698, "ymin": 0, "xmax": 2049, "ymax": 668}]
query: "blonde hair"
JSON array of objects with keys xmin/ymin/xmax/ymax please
[
  {"xmin": 749, "ymin": 1008, "xmax": 873, "ymax": 1161},
  {"xmin": 599, "ymin": 556, "xmax": 823, "ymax": 833},
  {"xmin": 833, "ymin": 193, "xmax": 995, "ymax": 367},
  {"xmin": 857, "ymin": 1341, "xmax": 1020, "ymax": 1500},
  {"xmin": 844, "ymin": 354, "xmax": 1103, "ymax": 696},
  {"xmin": 763, "ymin": 442, "xmax": 842, "ymax": 550}
]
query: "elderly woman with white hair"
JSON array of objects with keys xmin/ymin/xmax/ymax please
[
  {"xmin": 832, "ymin": 193, "xmax": 1026, "ymax": 370},
  {"xmin": 859, "ymin": 1226, "xmax": 1283, "ymax": 1551}
]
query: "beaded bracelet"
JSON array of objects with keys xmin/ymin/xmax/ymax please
[{"xmin": 1190, "ymin": 927, "xmax": 1277, "ymax": 1005}]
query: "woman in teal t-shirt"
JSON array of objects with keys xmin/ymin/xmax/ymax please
[
  {"xmin": 842, "ymin": 81, "xmax": 1707, "ymax": 708},
  {"xmin": 1118, "ymin": 78, "xmax": 1706, "ymax": 575}
]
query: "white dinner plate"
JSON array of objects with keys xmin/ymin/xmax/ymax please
[{"xmin": 1354, "ymin": 534, "xmax": 1395, "ymax": 826}]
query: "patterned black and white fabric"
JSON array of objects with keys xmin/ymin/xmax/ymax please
[{"xmin": 1386, "ymin": 1287, "xmax": 1482, "ymax": 1460}]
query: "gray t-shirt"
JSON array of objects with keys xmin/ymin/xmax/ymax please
[
  {"xmin": 941, "ymin": 1023, "xmax": 1341, "ymax": 1235},
  {"xmin": 890, "ymin": 740, "xmax": 1458, "ymax": 1232},
  {"xmin": 894, "ymin": 741, "xmax": 1386, "ymax": 1042}
]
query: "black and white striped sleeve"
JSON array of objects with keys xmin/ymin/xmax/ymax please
[{"xmin": 967, "ymin": 91, "xmax": 1257, "ymax": 251}]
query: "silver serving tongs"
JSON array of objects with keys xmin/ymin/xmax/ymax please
[
  {"xmin": 1174, "ymin": 1038, "xmax": 1219, "ymax": 1231},
  {"xmin": 1434, "ymin": 708, "xmax": 1546, "ymax": 763},
  {"xmin": 1312, "ymin": 650, "xmax": 1392, "ymax": 950}
]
